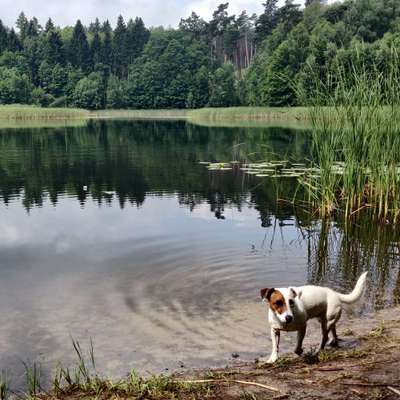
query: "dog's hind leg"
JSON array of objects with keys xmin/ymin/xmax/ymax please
[
  {"xmin": 318, "ymin": 317, "xmax": 329, "ymax": 351},
  {"xmin": 294, "ymin": 326, "xmax": 306, "ymax": 356},
  {"xmin": 327, "ymin": 308, "xmax": 341, "ymax": 347},
  {"xmin": 328, "ymin": 324, "xmax": 339, "ymax": 347}
]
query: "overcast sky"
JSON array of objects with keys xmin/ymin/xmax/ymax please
[{"xmin": 1, "ymin": 0, "xmax": 304, "ymax": 29}]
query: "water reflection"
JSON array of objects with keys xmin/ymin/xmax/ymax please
[
  {"xmin": 0, "ymin": 120, "xmax": 399, "ymax": 389},
  {"xmin": 0, "ymin": 119, "xmax": 309, "ymax": 214},
  {"xmin": 307, "ymin": 219, "xmax": 400, "ymax": 310}
]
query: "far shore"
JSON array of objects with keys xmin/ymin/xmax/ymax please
[{"xmin": 0, "ymin": 105, "xmax": 311, "ymax": 129}]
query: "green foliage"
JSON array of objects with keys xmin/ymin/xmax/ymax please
[
  {"xmin": 31, "ymin": 87, "xmax": 54, "ymax": 106},
  {"xmin": 106, "ymin": 74, "xmax": 126, "ymax": 108},
  {"xmin": 125, "ymin": 32, "xmax": 211, "ymax": 109},
  {"xmin": 0, "ymin": 67, "xmax": 31, "ymax": 104},
  {"xmin": 73, "ymin": 72, "xmax": 104, "ymax": 109},
  {"xmin": 113, "ymin": 15, "xmax": 128, "ymax": 76},
  {"xmin": 209, "ymin": 63, "xmax": 237, "ymax": 107},
  {"xmin": 43, "ymin": 28, "xmax": 64, "ymax": 65},
  {"xmin": 69, "ymin": 20, "xmax": 91, "ymax": 71},
  {"xmin": 0, "ymin": 0, "xmax": 398, "ymax": 109},
  {"xmin": 244, "ymin": 0, "xmax": 400, "ymax": 107},
  {"xmin": 99, "ymin": 20, "xmax": 113, "ymax": 69}
]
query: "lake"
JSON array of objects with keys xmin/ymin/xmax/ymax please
[{"xmin": 0, "ymin": 119, "xmax": 399, "ymax": 388}]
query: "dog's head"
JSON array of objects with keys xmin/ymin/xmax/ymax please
[{"xmin": 260, "ymin": 287, "xmax": 300, "ymax": 325}]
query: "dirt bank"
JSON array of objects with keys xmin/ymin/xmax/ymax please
[{"xmin": 30, "ymin": 307, "xmax": 400, "ymax": 400}]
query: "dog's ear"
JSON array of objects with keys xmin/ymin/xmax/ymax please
[
  {"xmin": 260, "ymin": 288, "xmax": 275, "ymax": 301},
  {"xmin": 290, "ymin": 288, "xmax": 302, "ymax": 299}
]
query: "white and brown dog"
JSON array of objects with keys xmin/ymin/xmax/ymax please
[{"xmin": 260, "ymin": 272, "xmax": 368, "ymax": 363}]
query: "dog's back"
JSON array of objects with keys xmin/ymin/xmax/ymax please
[{"xmin": 296, "ymin": 272, "xmax": 368, "ymax": 321}]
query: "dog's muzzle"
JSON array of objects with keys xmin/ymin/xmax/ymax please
[{"xmin": 285, "ymin": 315, "xmax": 293, "ymax": 323}]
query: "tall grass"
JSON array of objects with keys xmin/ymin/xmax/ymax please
[
  {"xmin": 0, "ymin": 372, "xmax": 8, "ymax": 400},
  {"xmin": 300, "ymin": 48, "xmax": 400, "ymax": 223},
  {"xmin": 89, "ymin": 109, "xmax": 188, "ymax": 120},
  {"xmin": 0, "ymin": 105, "xmax": 89, "ymax": 120},
  {"xmin": 23, "ymin": 362, "xmax": 42, "ymax": 398},
  {"xmin": 187, "ymin": 106, "xmax": 310, "ymax": 123},
  {"xmin": 49, "ymin": 339, "xmax": 214, "ymax": 399}
]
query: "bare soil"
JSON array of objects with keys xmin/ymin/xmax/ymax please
[{"xmin": 40, "ymin": 307, "xmax": 400, "ymax": 400}]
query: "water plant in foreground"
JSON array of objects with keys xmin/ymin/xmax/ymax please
[
  {"xmin": 299, "ymin": 46, "xmax": 400, "ymax": 223},
  {"xmin": 0, "ymin": 373, "xmax": 8, "ymax": 400}
]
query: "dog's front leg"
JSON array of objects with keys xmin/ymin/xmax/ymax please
[
  {"xmin": 267, "ymin": 328, "xmax": 280, "ymax": 363},
  {"xmin": 294, "ymin": 326, "xmax": 306, "ymax": 356}
]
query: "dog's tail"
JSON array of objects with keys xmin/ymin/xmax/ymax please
[{"xmin": 337, "ymin": 271, "xmax": 368, "ymax": 304}]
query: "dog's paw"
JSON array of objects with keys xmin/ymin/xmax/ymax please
[
  {"xmin": 294, "ymin": 347, "xmax": 303, "ymax": 356},
  {"xmin": 257, "ymin": 355, "xmax": 278, "ymax": 364},
  {"xmin": 267, "ymin": 355, "xmax": 278, "ymax": 364},
  {"xmin": 328, "ymin": 339, "xmax": 339, "ymax": 348}
]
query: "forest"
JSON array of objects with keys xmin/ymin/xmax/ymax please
[{"xmin": 0, "ymin": 0, "xmax": 399, "ymax": 110}]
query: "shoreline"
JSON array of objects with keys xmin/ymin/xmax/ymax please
[
  {"xmin": 4, "ymin": 307, "xmax": 399, "ymax": 399},
  {"xmin": 0, "ymin": 105, "xmax": 311, "ymax": 129}
]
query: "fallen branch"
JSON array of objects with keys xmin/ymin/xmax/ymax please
[
  {"xmin": 178, "ymin": 379, "xmax": 281, "ymax": 392},
  {"xmin": 388, "ymin": 386, "xmax": 400, "ymax": 396},
  {"xmin": 341, "ymin": 382, "xmax": 400, "ymax": 388}
]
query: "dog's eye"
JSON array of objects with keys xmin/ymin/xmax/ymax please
[
  {"xmin": 275, "ymin": 300, "xmax": 283, "ymax": 307},
  {"xmin": 289, "ymin": 299, "xmax": 294, "ymax": 306}
]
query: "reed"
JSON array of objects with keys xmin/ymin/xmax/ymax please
[
  {"xmin": 0, "ymin": 105, "xmax": 88, "ymax": 120},
  {"xmin": 0, "ymin": 373, "xmax": 8, "ymax": 400},
  {"xmin": 299, "ymin": 47, "xmax": 400, "ymax": 223},
  {"xmin": 49, "ymin": 340, "xmax": 214, "ymax": 399},
  {"xmin": 187, "ymin": 106, "xmax": 310, "ymax": 123}
]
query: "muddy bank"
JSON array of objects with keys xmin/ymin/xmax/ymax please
[{"xmin": 22, "ymin": 307, "xmax": 400, "ymax": 400}]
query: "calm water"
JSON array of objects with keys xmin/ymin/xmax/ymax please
[{"xmin": 0, "ymin": 120, "xmax": 399, "ymax": 388}]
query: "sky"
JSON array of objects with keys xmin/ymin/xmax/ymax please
[{"xmin": 0, "ymin": 0, "xmax": 304, "ymax": 29}]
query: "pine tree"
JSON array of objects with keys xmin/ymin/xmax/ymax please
[
  {"xmin": 16, "ymin": 12, "xmax": 28, "ymax": 42},
  {"xmin": 88, "ymin": 18, "xmax": 101, "ymax": 35},
  {"xmin": 255, "ymin": 0, "xmax": 278, "ymax": 43},
  {"xmin": 113, "ymin": 15, "xmax": 127, "ymax": 76},
  {"xmin": 45, "ymin": 18, "xmax": 55, "ymax": 33},
  {"xmin": 8, "ymin": 29, "xmax": 22, "ymax": 52},
  {"xmin": 128, "ymin": 17, "xmax": 149, "ymax": 62},
  {"xmin": 90, "ymin": 19, "xmax": 102, "ymax": 67},
  {"xmin": 45, "ymin": 29, "xmax": 64, "ymax": 65},
  {"xmin": 91, "ymin": 31, "xmax": 102, "ymax": 67},
  {"xmin": 126, "ymin": 19, "xmax": 137, "ymax": 64},
  {"xmin": 26, "ymin": 18, "xmax": 41, "ymax": 37},
  {"xmin": 101, "ymin": 20, "xmax": 113, "ymax": 69},
  {"xmin": 69, "ymin": 20, "xmax": 91, "ymax": 71},
  {"xmin": 0, "ymin": 20, "xmax": 8, "ymax": 54}
]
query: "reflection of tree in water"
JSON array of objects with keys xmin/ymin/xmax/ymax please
[
  {"xmin": 2, "ymin": 120, "xmax": 400, "ymax": 307},
  {"xmin": 0, "ymin": 120, "xmax": 309, "ymax": 222},
  {"xmin": 306, "ymin": 218, "xmax": 400, "ymax": 310}
]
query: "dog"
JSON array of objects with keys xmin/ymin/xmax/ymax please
[{"xmin": 259, "ymin": 271, "xmax": 368, "ymax": 363}]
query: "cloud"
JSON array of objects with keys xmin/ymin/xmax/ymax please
[
  {"xmin": 1, "ymin": 0, "xmax": 190, "ymax": 28},
  {"xmin": 1, "ymin": 0, "xmax": 305, "ymax": 29},
  {"xmin": 182, "ymin": 0, "xmax": 264, "ymax": 21}
]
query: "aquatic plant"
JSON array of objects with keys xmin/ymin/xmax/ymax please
[
  {"xmin": 299, "ymin": 46, "xmax": 400, "ymax": 223},
  {"xmin": 0, "ymin": 372, "xmax": 8, "ymax": 400}
]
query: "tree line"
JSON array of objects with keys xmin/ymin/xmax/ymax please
[{"xmin": 0, "ymin": 0, "xmax": 399, "ymax": 110}]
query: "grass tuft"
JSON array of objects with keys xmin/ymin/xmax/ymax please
[
  {"xmin": 0, "ymin": 372, "xmax": 8, "ymax": 400},
  {"xmin": 368, "ymin": 321, "xmax": 387, "ymax": 339},
  {"xmin": 23, "ymin": 362, "xmax": 41, "ymax": 399}
]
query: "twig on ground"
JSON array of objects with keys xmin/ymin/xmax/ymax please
[
  {"xmin": 178, "ymin": 379, "xmax": 281, "ymax": 392},
  {"xmin": 388, "ymin": 386, "xmax": 400, "ymax": 396}
]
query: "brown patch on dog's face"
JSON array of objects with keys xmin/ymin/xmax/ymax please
[
  {"xmin": 260, "ymin": 287, "xmax": 274, "ymax": 300},
  {"xmin": 268, "ymin": 290, "xmax": 287, "ymax": 315}
]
